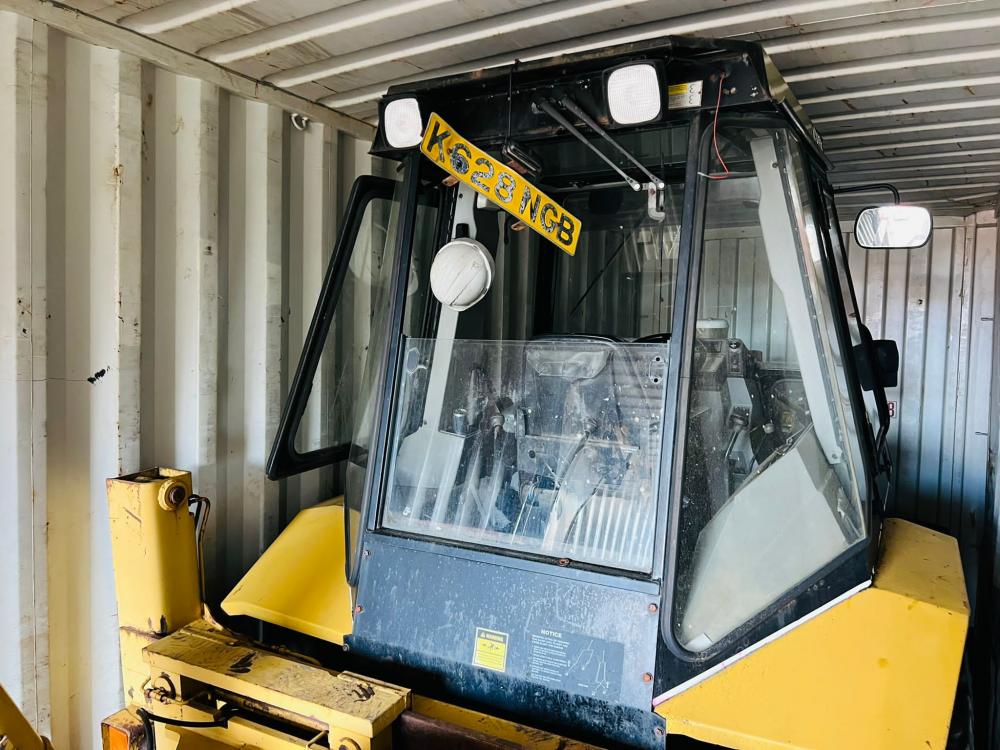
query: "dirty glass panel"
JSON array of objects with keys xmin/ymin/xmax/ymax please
[
  {"xmin": 382, "ymin": 338, "xmax": 670, "ymax": 573},
  {"xmin": 673, "ymin": 128, "xmax": 865, "ymax": 652},
  {"xmin": 293, "ymin": 188, "xmax": 399, "ymax": 455}
]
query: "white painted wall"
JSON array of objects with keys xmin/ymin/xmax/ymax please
[{"xmin": 0, "ymin": 10, "xmax": 374, "ymax": 747}]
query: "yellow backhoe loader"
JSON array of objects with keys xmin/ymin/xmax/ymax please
[{"xmin": 99, "ymin": 35, "xmax": 968, "ymax": 750}]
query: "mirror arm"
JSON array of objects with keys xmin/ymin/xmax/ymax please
[{"xmin": 833, "ymin": 183, "xmax": 900, "ymax": 205}]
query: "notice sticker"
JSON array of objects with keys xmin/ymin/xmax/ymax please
[
  {"xmin": 472, "ymin": 627, "xmax": 509, "ymax": 673},
  {"xmin": 667, "ymin": 81, "xmax": 703, "ymax": 109}
]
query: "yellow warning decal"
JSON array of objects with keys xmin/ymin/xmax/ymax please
[
  {"xmin": 473, "ymin": 627, "xmax": 509, "ymax": 672},
  {"xmin": 420, "ymin": 112, "xmax": 581, "ymax": 256},
  {"xmin": 667, "ymin": 80, "xmax": 703, "ymax": 109}
]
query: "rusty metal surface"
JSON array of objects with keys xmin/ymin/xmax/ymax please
[
  {"xmin": 100, "ymin": 708, "xmax": 146, "ymax": 750},
  {"xmin": 143, "ymin": 620, "xmax": 409, "ymax": 739},
  {"xmin": 394, "ymin": 711, "xmax": 525, "ymax": 750}
]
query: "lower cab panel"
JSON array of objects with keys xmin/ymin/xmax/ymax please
[{"xmin": 102, "ymin": 520, "xmax": 968, "ymax": 750}]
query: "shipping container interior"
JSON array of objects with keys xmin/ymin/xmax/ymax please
[{"xmin": 1, "ymin": 0, "xmax": 999, "ymax": 748}]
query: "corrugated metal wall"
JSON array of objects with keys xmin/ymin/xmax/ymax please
[
  {"xmin": 0, "ymin": 10, "xmax": 374, "ymax": 747},
  {"xmin": 695, "ymin": 215, "xmax": 998, "ymax": 570},
  {"xmin": 3, "ymin": 7, "xmax": 999, "ymax": 746},
  {"xmin": 845, "ymin": 214, "xmax": 997, "ymax": 566}
]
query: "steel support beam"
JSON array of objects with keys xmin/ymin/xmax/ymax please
[
  {"xmin": 199, "ymin": 0, "xmax": 451, "ymax": 64},
  {"xmin": 119, "ymin": 0, "xmax": 255, "ymax": 35}
]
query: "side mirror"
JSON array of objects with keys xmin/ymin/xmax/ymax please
[
  {"xmin": 854, "ymin": 338, "xmax": 899, "ymax": 391},
  {"xmin": 854, "ymin": 205, "xmax": 931, "ymax": 249}
]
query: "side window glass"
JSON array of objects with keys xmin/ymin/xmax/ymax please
[
  {"xmin": 673, "ymin": 129, "xmax": 865, "ymax": 652},
  {"xmin": 788, "ymin": 147, "xmax": 871, "ymax": 509},
  {"xmin": 267, "ymin": 174, "xmax": 401, "ymax": 480}
]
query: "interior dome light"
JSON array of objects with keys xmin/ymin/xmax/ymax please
[
  {"xmin": 607, "ymin": 64, "xmax": 661, "ymax": 125},
  {"xmin": 384, "ymin": 97, "xmax": 423, "ymax": 148}
]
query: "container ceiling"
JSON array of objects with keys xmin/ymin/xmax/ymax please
[{"xmin": 57, "ymin": 0, "xmax": 1000, "ymax": 214}]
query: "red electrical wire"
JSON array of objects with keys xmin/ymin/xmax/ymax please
[{"xmin": 707, "ymin": 72, "xmax": 730, "ymax": 180}]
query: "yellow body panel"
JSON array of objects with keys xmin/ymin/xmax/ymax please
[
  {"xmin": 0, "ymin": 683, "xmax": 50, "ymax": 750},
  {"xmin": 655, "ymin": 518, "xmax": 969, "ymax": 750},
  {"xmin": 106, "ymin": 469, "xmax": 202, "ymax": 702},
  {"xmin": 221, "ymin": 499, "xmax": 354, "ymax": 645}
]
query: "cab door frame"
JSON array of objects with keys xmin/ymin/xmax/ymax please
[
  {"xmin": 267, "ymin": 174, "xmax": 399, "ymax": 481},
  {"xmin": 655, "ymin": 113, "xmax": 875, "ymax": 701}
]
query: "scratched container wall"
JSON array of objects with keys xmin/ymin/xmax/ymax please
[
  {"xmin": 0, "ymin": 11, "xmax": 376, "ymax": 748},
  {"xmin": 690, "ymin": 214, "xmax": 997, "ymax": 568},
  {"xmin": 844, "ymin": 214, "xmax": 997, "ymax": 561}
]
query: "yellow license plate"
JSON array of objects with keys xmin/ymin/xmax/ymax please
[{"xmin": 420, "ymin": 112, "xmax": 581, "ymax": 255}]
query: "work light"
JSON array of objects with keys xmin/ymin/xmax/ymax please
[
  {"xmin": 606, "ymin": 63, "xmax": 661, "ymax": 125},
  {"xmin": 383, "ymin": 97, "xmax": 423, "ymax": 148}
]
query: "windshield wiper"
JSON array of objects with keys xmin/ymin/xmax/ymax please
[
  {"xmin": 535, "ymin": 98, "xmax": 642, "ymax": 192},
  {"xmin": 558, "ymin": 96, "xmax": 665, "ymax": 190},
  {"xmin": 534, "ymin": 96, "xmax": 664, "ymax": 192}
]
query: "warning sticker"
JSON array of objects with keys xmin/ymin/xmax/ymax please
[
  {"xmin": 667, "ymin": 81, "xmax": 703, "ymax": 109},
  {"xmin": 472, "ymin": 627, "xmax": 509, "ymax": 672}
]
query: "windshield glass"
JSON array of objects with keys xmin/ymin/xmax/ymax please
[
  {"xmin": 378, "ymin": 124, "xmax": 687, "ymax": 572},
  {"xmin": 383, "ymin": 338, "xmax": 668, "ymax": 571}
]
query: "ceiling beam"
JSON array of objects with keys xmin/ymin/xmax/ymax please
[
  {"xmin": 765, "ymin": 7, "xmax": 1000, "ymax": 54},
  {"xmin": 832, "ymin": 159, "xmax": 1000, "ymax": 178},
  {"xmin": 814, "ymin": 96, "xmax": 1000, "ymax": 125},
  {"xmin": 821, "ymin": 117, "xmax": 1000, "ymax": 141},
  {"xmin": 836, "ymin": 172, "xmax": 1000, "ymax": 187},
  {"xmin": 0, "ymin": 0, "xmax": 375, "ymax": 139},
  {"xmin": 835, "ymin": 146, "xmax": 1000, "ymax": 164},
  {"xmin": 828, "ymin": 133, "xmax": 1000, "ymax": 155},
  {"xmin": 785, "ymin": 42, "xmax": 1000, "ymax": 83},
  {"xmin": 835, "ymin": 181, "xmax": 1000, "ymax": 195},
  {"xmin": 118, "ymin": 0, "xmax": 254, "ymax": 35},
  {"xmin": 318, "ymin": 0, "xmax": 880, "ymax": 104},
  {"xmin": 800, "ymin": 74, "xmax": 1000, "ymax": 106},
  {"xmin": 266, "ymin": 0, "xmax": 659, "ymax": 88},
  {"xmin": 200, "ymin": 0, "xmax": 452, "ymax": 64}
]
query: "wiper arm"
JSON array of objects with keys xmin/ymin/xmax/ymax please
[
  {"xmin": 558, "ymin": 96, "xmax": 665, "ymax": 190},
  {"xmin": 535, "ymin": 98, "xmax": 641, "ymax": 192}
]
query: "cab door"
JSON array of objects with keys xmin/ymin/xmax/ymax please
[
  {"xmin": 657, "ymin": 124, "xmax": 874, "ymax": 699},
  {"xmin": 267, "ymin": 174, "xmax": 400, "ymax": 480}
]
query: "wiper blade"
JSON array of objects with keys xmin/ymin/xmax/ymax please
[
  {"xmin": 535, "ymin": 98, "xmax": 641, "ymax": 192},
  {"xmin": 558, "ymin": 96, "xmax": 664, "ymax": 190}
]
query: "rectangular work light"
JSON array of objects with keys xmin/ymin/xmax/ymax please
[
  {"xmin": 606, "ymin": 63, "xmax": 661, "ymax": 125},
  {"xmin": 383, "ymin": 97, "xmax": 424, "ymax": 148}
]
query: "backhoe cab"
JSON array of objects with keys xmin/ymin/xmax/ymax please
[{"xmin": 103, "ymin": 36, "xmax": 964, "ymax": 750}]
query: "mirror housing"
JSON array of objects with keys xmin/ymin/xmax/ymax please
[
  {"xmin": 854, "ymin": 338, "xmax": 899, "ymax": 391},
  {"xmin": 854, "ymin": 205, "xmax": 931, "ymax": 249}
]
